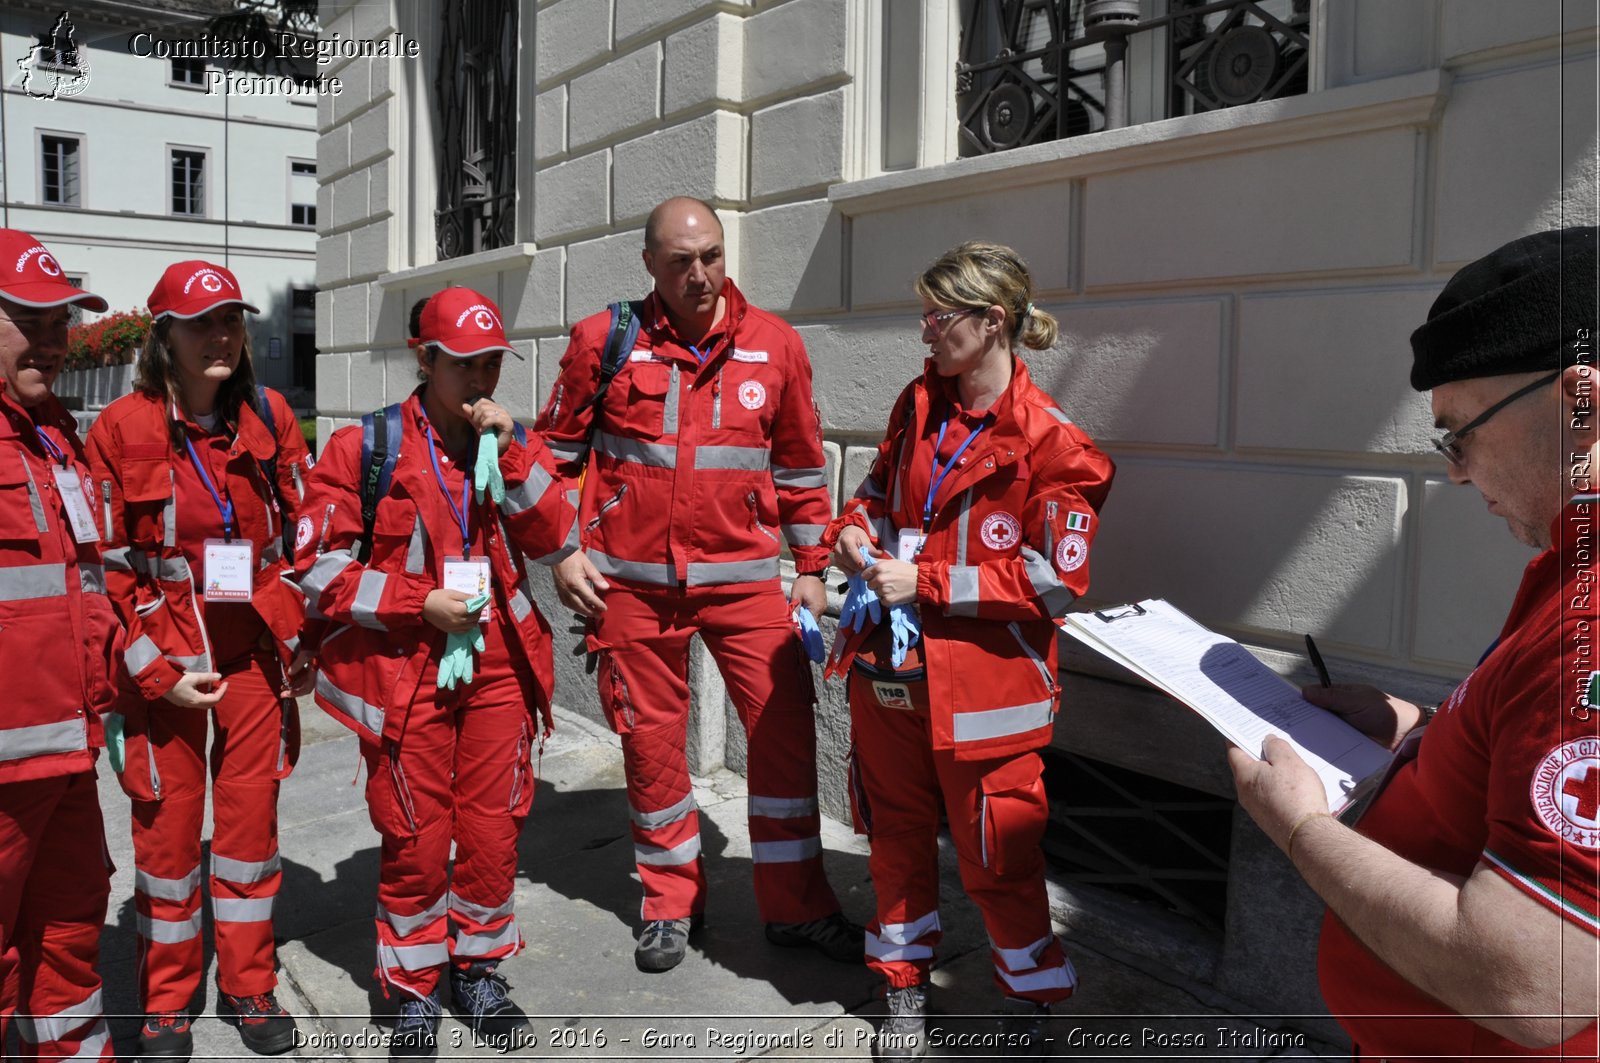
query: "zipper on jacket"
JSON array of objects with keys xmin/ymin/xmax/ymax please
[
  {"xmin": 748, "ymin": 492, "xmax": 779, "ymax": 545},
  {"xmin": 290, "ymin": 462, "xmax": 304, "ymax": 503},
  {"xmin": 316, "ymin": 503, "xmax": 335, "ymax": 555},
  {"xmin": 1007, "ymin": 621, "xmax": 1058, "ymax": 694},
  {"xmin": 134, "ymin": 592, "xmax": 167, "ymax": 618},
  {"xmin": 712, "ymin": 367, "xmax": 724, "ymax": 429},
  {"xmin": 584, "ymin": 484, "xmax": 627, "ymax": 534},
  {"xmin": 979, "ymin": 794, "xmax": 991, "ymax": 867},
  {"xmin": 609, "ymin": 656, "xmax": 636, "ymax": 730},
  {"xmin": 149, "ymin": 743, "xmax": 162, "ymax": 800},
  {"xmin": 101, "ymin": 480, "xmax": 114, "ymax": 542}
]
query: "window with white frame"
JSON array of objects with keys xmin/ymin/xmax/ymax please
[
  {"xmin": 289, "ymin": 159, "xmax": 317, "ymax": 227},
  {"xmin": 39, "ymin": 133, "xmax": 82, "ymax": 206},
  {"xmin": 64, "ymin": 274, "xmax": 88, "ymax": 327},
  {"xmin": 170, "ymin": 56, "xmax": 207, "ymax": 87},
  {"xmin": 170, "ymin": 147, "xmax": 208, "ymax": 216}
]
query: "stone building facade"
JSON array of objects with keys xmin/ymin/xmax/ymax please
[{"xmin": 313, "ymin": 0, "xmax": 1598, "ymax": 1036}]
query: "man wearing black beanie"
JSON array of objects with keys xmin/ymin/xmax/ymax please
[{"xmin": 1231, "ymin": 227, "xmax": 1599, "ymax": 1059}]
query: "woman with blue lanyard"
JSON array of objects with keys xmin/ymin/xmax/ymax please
[
  {"xmin": 822, "ymin": 242, "xmax": 1114, "ymax": 1060},
  {"xmin": 85, "ymin": 260, "xmax": 315, "ymax": 1061},
  {"xmin": 292, "ymin": 287, "xmax": 575, "ymax": 1060}
]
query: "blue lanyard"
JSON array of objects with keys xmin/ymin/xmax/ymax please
[
  {"xmin": 922, "ymin": 415, "xmax": 988, "ymax": 533},
  {"xmin": 689, "ymin": 343, "xmax": 708, "ymax": 364},
  {"xmin": 183, "ymin": 436, "xmax": 235, "ymax": 540},
  {"xmin": 33, "ymin": 426, "xmax": 67, "ymax": 466},
  {"xmin": 424, "ymin": 424, "xmax": 473, "ymax": 557}
]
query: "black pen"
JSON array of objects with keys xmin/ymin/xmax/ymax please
[{"xmin": 1304, "ymin": 634, "xmax": 1332, "ymax": 688}]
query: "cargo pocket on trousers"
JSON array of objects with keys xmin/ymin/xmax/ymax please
[
  {"xmin": 116, "ymin": 700, "xmax": 163, "ymax": 803},
  {"xmin": 847, "ymin": 742, "xmax": 872, "ymax": 836},
  {"xmin": 978, "ymin": 753, "xmax": 1047, "ymax": 876},
  {"xmin": 597, "ymin": 651, "xmax": 636, "ymax": 735}
]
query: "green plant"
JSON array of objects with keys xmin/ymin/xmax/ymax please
[{"xmin": 67, "ymin": 309, "xmax": 152, "ymax": 371}]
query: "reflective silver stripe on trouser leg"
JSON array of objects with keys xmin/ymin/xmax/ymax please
[{"xmin": 15, "ymin": 987, "xmax": 106, "ymax": 1045}]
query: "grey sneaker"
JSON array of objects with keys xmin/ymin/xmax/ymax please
[
  {"xmin": 635, "ymin": 916, "xmax": 695, "ymax": 972},
  {"xmin": 873, "ymin": 983, "xmax": 928, "ymax": 1061},
  {"xmin": 994, "ymin": 996, "xmax": 1052, "ymax": 1057},
  {"xmin": 764, "ymin": 911, "xmax": 865, "ymax": 963}
]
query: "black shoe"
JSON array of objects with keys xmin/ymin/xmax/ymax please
[
  {"xmin": 449, "ymin": 962, "xmax": 530, "ymax": 1048},
  {"xmin": 220, "ymin": 991, "xmax": 298, "ymax": 1055},
  {"xmin": 138, "ymin": 1012, "xmax": 193, "ymax": 1061},
  {"xmin": 873, "ymin": 983, "xmax": 928, "ymax": 1061},
  {"xmin": 635, "ymin": 916, "xmax": 695, "ymax": 972},
  {"xmin": 994, "ymin": 997, "xmax": 1053, "ymax": 1057},
  {"xmin": 390, "ymin": 991, "xmax": 440, "ymax": 1060},
  {"xmin": 765, "ymin": 911, "xmax": 865, "ymax": 963}
]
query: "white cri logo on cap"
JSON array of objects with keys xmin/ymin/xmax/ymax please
[
  {"xmin": 474, "ymin": 310, "xmax": 493, "ymax": 331},
  {"xmin": 201, "ymin": 274, "xmax": 223, "ymax": 293},
  {"xmin": 37, "ymin": 253, "xmax": 61, "ymax": 277}
]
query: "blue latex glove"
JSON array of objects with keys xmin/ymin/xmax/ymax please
[
  {"xmin": 104, "ymin": 712, "xmax": 125, "ymax": 773},
  {"xmin": 437, "ymin": 592, "xmax": 490, "ymax": 690},
  {"xmin": 838, "ymin": 544, "xmax": 884, "ymax": 633},
  {"xmin": 474, "ymin": 431, "xmax": 505, "ymax": 505},
  {"xmin": 793, "ymin": 605, "xmax": 825, "ymax": 663},
  {"xmin": 888, "ymin": 604, "xmax": 921, "ymax": 669}
]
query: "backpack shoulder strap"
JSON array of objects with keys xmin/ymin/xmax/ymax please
[
  {"xmin": 577, "ymin": 300, "xmax": 645, "ymax": 418},
  {"xmin": 357, "ymin": 403, "xmax": 404, "ymax": 562}
]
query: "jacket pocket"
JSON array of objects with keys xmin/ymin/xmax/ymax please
[
  {"xmin": 978, "ymin": 753, "xmax": 1048, "ymax": 876},
  {"xmin": 1006, "ymin": 622, "xmax": 1058, "ymax": 698},
  {"xmin": 618, "ymin": 363, "xmax": 672, "ymax": 437},
  {"xmin": 0, "ymin": 459, "xmax": 45, "ymax": 540}
]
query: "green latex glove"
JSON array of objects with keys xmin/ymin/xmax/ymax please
[
  {"xmin": 437, "ymin": 592, "xmax": 491, "ymax": 690},
  {"xmin": 474, "ymin": 431, "xmax": 505, "ymax": 505},
  {"xmin": 105, "ymin": 712, "xmax": 126, "ymax": 773}
]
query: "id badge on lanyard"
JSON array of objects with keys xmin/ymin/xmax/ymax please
[
  {"xmin": 53, "ymin": 465, "xmax": 100, "ymax": 544},
  {"xmin": 203, "ymin": 538, "xmax": 255, "ymax": 601},
  {"xmin": 443, "ymin": 556, "xmax": 493, "ymax": 624},
  {"xmin": 896, "ymin": 529, "xmax": 923, "ymax": 562}
]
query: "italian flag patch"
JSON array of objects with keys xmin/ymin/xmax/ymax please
[{"xmin": 1066, "ymin": 510, "xmax": 1091, "ymax": 532}]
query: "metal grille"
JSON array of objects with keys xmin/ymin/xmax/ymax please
[
  {"xmin": 1041, "ymin": 749, "xmax": 1232, "ymax": 930},
  {"xmin": 435, "ymin": 0, "xmax": 518, "ymax": 260},
  {"xmin": 957, "ymin": 0, "xmax": 1311, "ymax": 156}
]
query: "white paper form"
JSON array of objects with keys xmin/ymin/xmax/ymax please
[{"xmin": 1064, "ymin": 599, "xmax": 1391, "ymax": 813}]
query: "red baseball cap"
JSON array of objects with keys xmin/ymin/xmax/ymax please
[
  {"xmin": 0, "ymin": 228, "xmax": 107, "ymax": 312},
  {"xmin": 147, "ymin": 260, "xmax": 259, "ymax": 320},
  {"xmin": 416, "ymin": 287, "xmax": 523, "ymax": 358}
]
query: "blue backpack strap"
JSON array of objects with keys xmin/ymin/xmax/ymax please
[
  {"xmin": 511, "ymin": 421, "xmax": 527, "ymax": 446},
  {"xmin": 357, "ymin": 403, "xmax": 404, "ymax": 563},
  {"xmin": 253, "ymin": 386, "xmax": 297, "ymax": 559},
  {"xmin": 576, "ymin": 300, "xmax": 644, "ymax": 418}
]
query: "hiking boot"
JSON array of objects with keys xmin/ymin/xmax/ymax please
[
  {"xmin": 873, "ymin": 983, "xmax": 928, "ymax": 1061},
  {"xmin": 764, "ymin": 911, "xmax": 865, "ymax": 963},
  {"xmin": 635, "ymin": 916, "xmax": 697, "ymax": 972},
  {"xmin": 449, "ymin": 962, "xmax": 530, "ymax": 1048},
  {"xmin": 994, "ymin": 997, "xmax": 1053, "ymax": 1057},
  {"xmin": 220, "ymin": 991, "xmax": 298, "ymax": 1055},
  {"xmin": 138, "ymin": 1012, "xmax": 193, "ymax": 1060},
  {"xmin": 389, "ymin": 991, "xmax": 440, "ymax": 1060}
]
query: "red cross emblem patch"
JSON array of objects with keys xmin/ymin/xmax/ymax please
[{"xmin": 1530, "ymin": 738, "xmax": 1600, "ymax": 850}]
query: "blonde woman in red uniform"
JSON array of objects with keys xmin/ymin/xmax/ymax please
[
  {"xmin": 824, "ymin": 242, "xmax": 1113, "ymax": 1060},
  {"xmin": 86, "ymin": 261, "xmax": 313, "ymax": 1061}
]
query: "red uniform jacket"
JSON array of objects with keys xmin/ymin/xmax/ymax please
[
  {"xmin": 824, "ymin": 360, "xmax": 1114, "ymax": 760},
  {"xmin": 85, "ymin": 388, "xmax": 311, "ymax": 701},
  {"xmin": 534, "ymin": 280, "xmax": 832, "ymax": 591},
  {"xmin": 0, "ymin": 384, "xmax": 123, "ymax": 783},
  {"xmin": 293, "ymin": 393, "xmax": 578, "ymax": 743}
]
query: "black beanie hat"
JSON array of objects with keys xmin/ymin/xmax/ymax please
[{"xmin": 1409, "ymin": 226, "xmax": 1597, "ymax": 391}]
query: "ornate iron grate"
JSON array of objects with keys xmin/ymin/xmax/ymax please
[
  {"xmin": 435, "ymin": 0, "xmax": 519, "ymax": 260},
  {"xmin": 1041, "ymin": 749, "xmax": 1233, "ymax": 931},
  {"xmin": 957, "ymin": 0, "xmax": 1311, "ymax": 156}
]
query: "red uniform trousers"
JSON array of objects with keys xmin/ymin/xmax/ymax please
[
  {"xmin": 363, "ymin": 620, "xmax": 536, "ymax": 1002},
  {"xmin": 595, "ymin": 584, "xmax": 839, "ymax": 924},
  {"xmin": 0, "ymin": 773, "xmax": 113, "ymax": 1062},
  {"xmin": 128, "ymin": 644, "xmax": 290, "ymax": 1012},
  {"xmin": 849, "ymin": 672, "xmax": 1076, "ymax": 1004}
]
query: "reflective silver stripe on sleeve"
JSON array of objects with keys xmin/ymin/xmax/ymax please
[
  {"xmin": 300, "ymin": 550, "xmax": 355, "ymax": 610},
  {"xmin": 631, "ymin": 792, "xmax": 697, "ymax": 830},
  {"xmin": 1042, "ymin": 406, "xmax": 1072, "ymax": 424},
  {"xmin": 378, "ymin": 941, "xmax": 450, "ymax": 971},
  {"xmin": 955, "ymin": 489, "xmax": 974, "ymax": 566},
  {"xmin": 694, "ymin": 445, "xmax": 770, "ymax": 472},
  {"xmin": 352, "ymin": 571, "xmax": 389, "ymax": 630},
  {"xmin": 747, "ymin": 795, "xmax": 817, "ymax": 819},
  {"xmin": 634, "ymin": 836, "xmax": 702, "ymax": 866},
  {"xmin": 0, "ymin": 562, "xmax": 67, "ymax": 601},
  {"xmin": 14, "ymin": 989, "xmax": 104, "ymax": 1045},
  {"xmin": 316, "ymin": 673, "xmax": 387, "ymax": 736},
  {"xmin": 501, "ymin": 463, "xmax": 555, "ymax": 516},
  {"xmin": 997, "ymin": 959, "xmax": 1077, "ymax": 994},
  {"xmin": 1021, "ymin": 545, "xmax": 1076, "ymax": 616},
  {"xmin": 751, "ymin": 837, "xmax": 822, "ymax": 864},
  {"xmin": 137, "ymin": 911, "xmax": 202, "ymax": 944},
  {"xmin": 135, "ymin": 865, "xmax": 202, "ymax": 902},
  {"xmin": 79, "ymin": 563, "xmax": 106, "ymax": 596},
  {"xmin": 20, "ymin": 458, "xmax": 48, "ymax": 533},
  {"xmin": 547, "ymin": 441, "xmax": 588, "ymax": 465},
  {"xmin": 951, "ymin": 698, "xmax": 1054, "ymax": 743},
  {"xmin": 0, "ymin": 719, "xmax": 87, "ymax": 763},
  {"xmin": 154, "ymin": 556, "xmax": 192, "ymax": 583},
  {"xmin": 212, "ymin": 852, "xmax": 281, "ymax": 885},
  {"xmin": 780, "ymin": 523, "xmax": 826, "ymax": 547},
  {"xmin": 377, "ymin": 895, "xmax": 448, "ymax": 937},
  {"xmin": 405, "ymin": 515, "xmax": 428, "ymax": 574},
  {"xmin": 853, "ymin": 474, "xmax": 886, "ymax": 501},
  {"xmin": 533, "ymin": 510, "xmax": 582, "ymax": 564},
  {"xmin": 593, "ymin": 430, "xmax": 677, "ymax": 469},
  {"xmin": 165, "ymin": 653, "xmax": 209, "ymax": 671},
  {"xmin": 771, "ymin": 464, "xmax": 827, "ymax": 490},
  {"xmin": 947, "ymin": 566, "xmax": 981, "ymax": 617},
  {"xmin": 664, "ymin": 365, "xmax": 680, "ymax": 434},
  {"xmin": 102, "ymin": 546, "xmax": 134, "ymax": 572},
  {"xmin": 125, "ymin": 635, "xmax": 162, "ymax": 676},
  {"xmin": 452, "ymin": 919, "xmax": 521, "ymax": 957},
  {"xmin": 162, "ymin": 471, "xmax": 176, "ymax": 548},
  {"xmin": 687, "ymin": 557, "xmax": 779, "ymax": 585},
  {"xmin": 213, "ymin": 897, "xmax": 276, "ymax": 923},
  {"xmin": 509, "ymin": 583, "xmax": 532, "ymax": 623},
  {"xmin": 590, "ymin": 551, "xmax": 674, "ymax": 586},
  {"xmin": 448, "ymin": 893, "xmax": 515, "ymax": 925},
  {"xmin": 990, "ymin": 933, "xmax": 1052, "ymax": 973}
]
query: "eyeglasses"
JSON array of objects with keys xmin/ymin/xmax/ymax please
[
  {"xmin": 1432, "ymin": 369, "xmax": 1562, "ymax": 464},
  {"xmin": 919, "ymin": 308, "xmax": 974, "ymax": 332}
]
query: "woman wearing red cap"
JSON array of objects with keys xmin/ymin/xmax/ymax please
[
  {"xmin": 292, "ymin": 287, "xmax": 575, "ymax": 1059},
  {"xmin": 84, "ymin": 260, "xmax": 314, "ymax": 1061}
]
